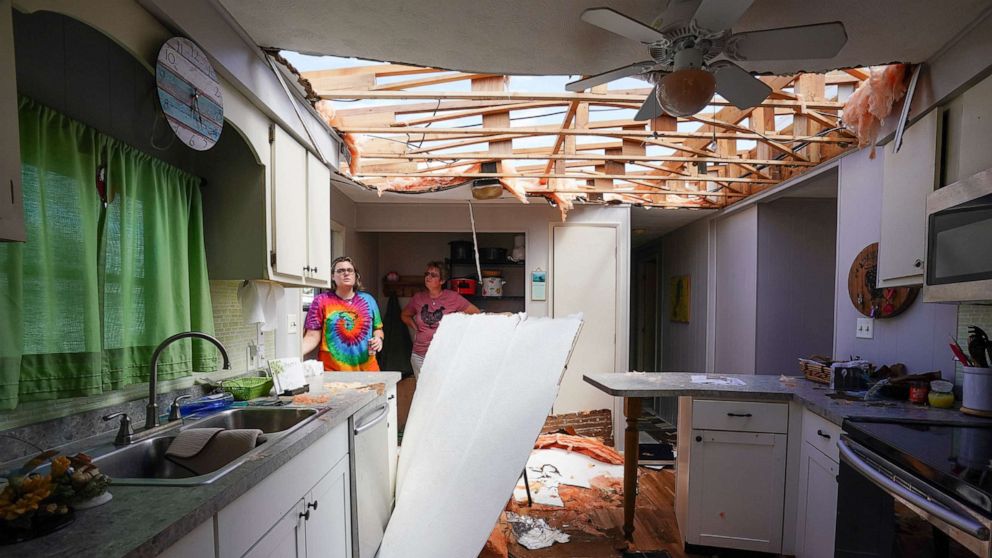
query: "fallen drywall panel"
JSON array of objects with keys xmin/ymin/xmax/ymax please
[{"xmin": 379, "ymin": 312, "xmax": 583, "ymax": 558}]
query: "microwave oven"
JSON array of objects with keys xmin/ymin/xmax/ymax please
[{"xmin": 923, "ymin": 168, "xmax": 992, "ymax": 303}]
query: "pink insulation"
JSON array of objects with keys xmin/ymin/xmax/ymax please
[
  {"xmin": 316, "ymin": 101, "xmax": 362, "ymax": 175},
  {"xmin": 842, "ymin": 64, "xmax": 910, "ymax": 157}
]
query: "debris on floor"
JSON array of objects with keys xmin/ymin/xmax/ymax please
[
  {"xmin": 505, "ymin": 512, "xmax": 571, "ymax": 550},
  {"xmin": 480, "ymin": 521, "xmax": 510, "ymax": 558},
  {"xmin": 513, "ymin": 448, "xmax": 625, "ymax": 507},
  {"xmin": 534, "ymin": 433, "xmax": 624, "ymax": 464}
]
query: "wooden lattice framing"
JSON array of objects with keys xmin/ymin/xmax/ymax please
[{"xmin": 305, "ymin": 64, "xmax": 865, "ymax": 209}]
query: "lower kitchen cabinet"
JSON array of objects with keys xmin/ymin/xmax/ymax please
[
  {"xmin": 795, "ymin": 408, "xmax": 841, "ymax": 558},
  {"xmin": 216, "ymin": 421, "xmax": 349, "ymax": 558},
  {"xmin": 305, "ymin": 456, "xmax": 353, "ymax": 558},
  {"xmin": 679, "ymin": 399, "xmax": 788, "ymax": 554}
]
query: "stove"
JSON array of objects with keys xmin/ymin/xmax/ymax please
[{"xmin": 838, "ymin": 418, "xmax": 992, "ymax": 557}]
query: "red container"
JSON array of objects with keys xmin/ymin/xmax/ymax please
[
  {"xmin": 909, "ymin": 382, "xmax": 930, "ymax": 405},
  {"xmin": 449, "ymin": 278, "xmax": 477, "ymax": 295}
]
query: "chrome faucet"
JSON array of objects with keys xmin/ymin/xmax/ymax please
[{"xmin": 146, "ymin": 331, "xmax": 230, "ymax": 430}]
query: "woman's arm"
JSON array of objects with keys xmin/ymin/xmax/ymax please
[
  {"xmin": 464, "ymin": 303, "xmax": 481, "ymax": 314},
  {"xmin": 401, "ymin": 305, "xmax": 416, "ymax": 329},
  {"xmin": 302, "ymin": 329, "xmax": 321, "ymax": 356}
]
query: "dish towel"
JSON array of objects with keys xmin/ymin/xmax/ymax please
[
  {"xmin": 166, "ymin": 428, "xmax": 265, "ymax": 476},
  {"xmin": 237, "ymin": 280, "xmax": 284, "ymax": 332}
]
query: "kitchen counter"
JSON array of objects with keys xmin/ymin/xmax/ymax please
[
  {"xmin": 10, "ymin": 386, "xmax": 380, "ymax": 558},
  {"xmin": 582, "ymin": 371, "xmax": 992, "ymax": 541},
  {"xmin": 584, "ymin": 371, "xmax": 992, "ymax": 426}
]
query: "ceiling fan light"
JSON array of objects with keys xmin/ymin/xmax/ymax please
[{"xmin": 657, "ymin": 68, "xmax": 716, "ymax": 117}]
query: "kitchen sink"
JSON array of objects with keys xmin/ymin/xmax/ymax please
[
  {"xmin": 92, "ymin": 407, "xmax": 325, "ymax": 486},
  {"xmin": 187, "ymin": 407, "xmax": 318, "ymax": 434}
]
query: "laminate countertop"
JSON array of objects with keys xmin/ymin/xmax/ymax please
[
  {"xmin": 583, "ymin": 372, "xmax": 992, "ymax": 426},
  {"xmin": 8, "ymin": 372, "xmax": 402, "ymax": 557}
]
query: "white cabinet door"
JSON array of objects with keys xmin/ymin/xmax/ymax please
[
  {"xmin": 272, "ymin": 125, "xmax": 308, "ymax": 279},
  {"xmin": 795, "ymin": 442, "xmax": 838, "ymax": 558},
  {"xmin": 304, "ymin": 455, "xmax": 352, "ymax": 558},
  {"xmin": 0, "ymin": 0, "xmax": 24, "ymax": 242},
  {"xmin": 306, "ymin": 153, "xmax": 331, "ymax": 285},
  {"xmin": 244, "ymin": 499, "xmax": 307, "ymax": 558},
  {"xmin": 878, "ymin": 110, "xmax": 939, "ymax": 287},
  {"xmin": 687, "ymin": 429, "xmax": 787, "ymax": 553}
]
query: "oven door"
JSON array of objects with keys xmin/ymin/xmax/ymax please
[{"xmin": 837, "ymin": 437, "xmax": 992, "ymax": 557}]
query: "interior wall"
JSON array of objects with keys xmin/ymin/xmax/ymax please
[
  {"xmin": 834, "ymin": 148, "xmax": 958, "ymax": 377},
  {"xmin": 756, "ymin": 197, "xmax": 837, "ymax": 374},
  {"xmin": 714, "ymin": 206, "xmax": 759, "ymax": 373},
  {"xmin": 660, "ymin": 218, "xmax": 710, "ymax": 374},
  {"xmin": 330, "ymin": 185, "xmax": 380, "ymax": 297}
]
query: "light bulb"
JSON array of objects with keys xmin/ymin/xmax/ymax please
[{"xmin": 657, "ymin": 68, "xmax": 716, "ymax": 117}]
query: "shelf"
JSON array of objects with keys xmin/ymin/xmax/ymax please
[
  {"xmin": 468, "ymin": 295, "xmax": 525, "ymax": 301},
  {"xmin": 448, "ymin": 259, "xmax": 524, "ymax": 267}
]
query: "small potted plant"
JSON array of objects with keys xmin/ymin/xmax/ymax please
[{"xmin": 0, "ymin": 451, "xmax": 111, "ymax": 545}]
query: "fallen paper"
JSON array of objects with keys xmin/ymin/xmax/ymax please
[
  {"xmin": 505, "ymin": 512, "xmax": 570, "ymax": 550},
  {"xmin": 690, "ymin": 374, "xmax": 746, "ymax": 386}
]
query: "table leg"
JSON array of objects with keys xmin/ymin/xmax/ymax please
[{"xmin": 623, "ymin": 396, "xmax": 641, "ymax": 541}]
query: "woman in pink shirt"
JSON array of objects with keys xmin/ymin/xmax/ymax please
[{"xmin": 401, "ymin": 261, "xmax": 480, "ymax": 378}]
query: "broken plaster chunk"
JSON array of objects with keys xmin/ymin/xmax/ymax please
[{"xmin": 505, "ymin": 512, "xmax": 570, "ymax": 550}]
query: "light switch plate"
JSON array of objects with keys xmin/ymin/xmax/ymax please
[
  {"xmin": 856, "ymin": 317, "xmax": 874, "ymax": 339},
  {"xmin": 287, "ymin": 313, "xmax": 299, "ymax": 335}
]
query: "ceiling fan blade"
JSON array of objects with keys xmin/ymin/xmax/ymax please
[
  {"xmin": 634, "ymin": 86, "xmax": 665, "ymax": 121},
  {"xmin": 581, "ymin": 8, "xmax": 667, "ymax": 44},
  {"xmin": 566, "ymin": 61, "xmax": 656, "ymax": 92},
  {"xmin": 692, "ymin": 0, "xmax": 754, "ymax": 32},
  {"xmin": 727, "ymin": 22, "xmax": 847, "ymax": 61},
  {"xmin": 711, "ymin": 62, "xmax": 772, "ymax": 110}
]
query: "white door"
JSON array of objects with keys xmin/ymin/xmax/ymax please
[
  {"xmin": 796, "ymin": 442, "xmax": 838, "ymax": 558},
  {"xmin": 687, "ymin": 429, "xmax": 787, "ymax": 553},
  {"xmin": 551, "ymin": 224, "xmax": 617, "ymax": 414},
  {"xmin": 306, "ymin": 153, "xmax": 331, "ymax": 284},
  {"xmin": 304, "ymin": 456, "xmax": 352, "ymax": 558},
  {"xmin": 244, "ymin": 499, "xmax": 306, "ymax": 558},
  {"xmin": 272, "ymin": 125, "xmax": 308, "ymax": 279}
]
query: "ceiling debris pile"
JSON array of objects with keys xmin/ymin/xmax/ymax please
[{"xmin": 301, "ymin": 62, "xmax": 868, "ymax": 216}]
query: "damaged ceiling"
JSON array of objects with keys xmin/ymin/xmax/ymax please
[{"xmin": 218, "ymin": 0, "xmax": 992, "ymax": 77}]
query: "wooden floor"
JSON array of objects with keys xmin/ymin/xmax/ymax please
[{"xmin": 499, "ymin": 467, "xmax": 774, "ymax": 558}]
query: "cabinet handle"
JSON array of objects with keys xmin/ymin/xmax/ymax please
[
  {"xmin": 312, "ymin": 267, "xmax": 318, "ymax": 274},
  {"xmin": 299, "ymin": 509, "xmax": 310, "ymax": 521},
  {"xmin": 8, "ymin": 179, "xmax": 12, "ymax": 204},
  {"xmin": 307, "ymin": 500, "xmax": 318, "ymax": 510},
  {"xmin": 816, "ymin": 429, "xmax": 831, "ymax": 439},
  {"xmin": 695, "ymin": 435, "xmax": 702, "ymax": 442},
  {"xmin": 303, "ymin": 265, "xmax": 311, "ymax": 273},
  {"xmin": 726, "ymin": 412, "xmax": 753, "ymax": 418},
  {"xmin": 914, "ymin": 259, "xmax": 923, "ymax": 268}
]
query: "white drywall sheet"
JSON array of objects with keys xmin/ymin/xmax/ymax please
[{"xmin": 379, "ymin": 312, "xmax": 583, "ymax": 558}]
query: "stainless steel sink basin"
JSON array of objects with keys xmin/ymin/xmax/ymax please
[
  {"xmin": 188, "ymin": 407, "xmax": 318, "ymax": 434},
  {"xmin": 92, "ymin": 407, "xmax": 325, "ymax": 486}
]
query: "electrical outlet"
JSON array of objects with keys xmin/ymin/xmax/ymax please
[
  {"xmin": 287, "ymin": 313, "xmax": 298, "ymax": 335},
  {"xmin": 856, "ymin": 317, "xmax": 874, "ymax": 339}
]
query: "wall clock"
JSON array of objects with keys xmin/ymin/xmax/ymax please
[
  {"xmin": 847, "ymin": 242, "xmax": 919, "ymax": 319},
  {"xmin": 155, "ymin": 37, "xmax": 224, "ymax": 151}
]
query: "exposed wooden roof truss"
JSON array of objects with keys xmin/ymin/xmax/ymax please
[{"xmin": 304, "ymin": 64, "xmax": 865, "ymax": 210}]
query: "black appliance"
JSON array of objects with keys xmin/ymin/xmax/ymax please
[{"xmin": 837, "ymin": 418, "xmax": 992, "ymax": 557}]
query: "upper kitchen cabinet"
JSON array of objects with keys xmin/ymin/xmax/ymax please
[
  {"xmin": 271, "ymin": 125, "xmax": 331, "ymax": 285},
  {"xmin": 200, "ymin": 122, "xmax": 332, "ymax": 288},
  {"xmin": 0, "ymin": 1, "xmax": 24, "ymax": 242},
  {"xmin": 878, "ymin": 110, "xmax": 940, "ymax": 287}
]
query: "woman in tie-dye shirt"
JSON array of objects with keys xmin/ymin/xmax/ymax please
[{"xmin": 303, "ymin": 256, "xmax": 384, "ymax": 371}]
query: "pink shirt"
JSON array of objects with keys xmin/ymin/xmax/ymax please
[{"xmin": 405, "ymin": 290, "xmax": 471, "ymax": 356}]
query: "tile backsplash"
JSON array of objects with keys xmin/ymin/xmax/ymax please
[
  {"xmin": 209, "ymin": 281, "xmax": 275, "ymax": 373},
  {"xmin": 956, "ymin": 304, "xmax": 992, "ymax": 383}
]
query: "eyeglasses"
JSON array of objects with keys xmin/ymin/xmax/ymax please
[
  {"xmin": 424, "ymin": 271, "xmax": 441, "ymax": 278},
  {"xmin": 334, "ymin": 268, "xmax": 356, "ymax": 275}
]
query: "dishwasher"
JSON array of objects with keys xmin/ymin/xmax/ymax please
[{"xmin": 350, "ymin": 398, "xmax": 391, "ymax": 558}]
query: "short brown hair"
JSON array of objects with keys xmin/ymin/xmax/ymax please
[
  {"xmin": 425, "ymin": 261, "xmax": 446, "ymax": 281},
  {"xmin": 331, "ymin": 256, "xmax": 365, "ymax": 291}
]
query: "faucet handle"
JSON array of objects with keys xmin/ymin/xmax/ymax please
[
  {"xmin": 103, "ymin": 412, "xmax": 134, "ymax": 446},
  {"xmin": 169, "ymin": 394, "xmax": 193, "ymax": 422}
]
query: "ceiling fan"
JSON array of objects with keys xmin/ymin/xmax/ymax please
[{"xmin": 566, "ymin": 0, "xmax": 848, "ymax": 119}]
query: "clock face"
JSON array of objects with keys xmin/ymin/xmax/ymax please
[{"xmin": 156, "ymin": 37, "xmax": 224, "ymax": 151}]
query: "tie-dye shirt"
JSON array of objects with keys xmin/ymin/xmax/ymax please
[{"xmin": 304, "ymin": 291, "xmax": 383, "ymax": 371}]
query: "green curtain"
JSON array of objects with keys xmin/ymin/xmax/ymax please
[{"xmin": 0, "ymin": 97, "xmax": 215, "ymax": 410}]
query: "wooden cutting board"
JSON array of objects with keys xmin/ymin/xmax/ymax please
[{"xmin": 847, "ymin": 242, "xmax": 918, "ymax": 318}]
